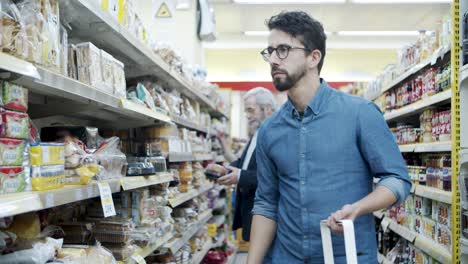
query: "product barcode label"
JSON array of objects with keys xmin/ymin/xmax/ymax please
[{"xmin": 97, "ymin": 182, "xmax": 116, "ymax": 217}]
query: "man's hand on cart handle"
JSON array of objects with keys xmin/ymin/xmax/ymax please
[{"xmin": 327, "ymin": 203, "xmax": 361, "ymax": 234}]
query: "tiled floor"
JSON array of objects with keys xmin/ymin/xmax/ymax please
[{"xmin": 234, "ymin": 253, "xmax": 247, "ymax": 264}]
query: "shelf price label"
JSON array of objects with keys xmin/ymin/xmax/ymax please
[{"xmin": 97, "ymin": 182, "xmax": 116, "ymax": 217}]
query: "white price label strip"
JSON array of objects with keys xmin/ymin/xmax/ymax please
[
  {"xmin": 381, "ymin": 217, "xmax": 391, "ymax": 232},
  {"xmin": 131, "ymin": 254, "xmax": 146, "ymax": 264},
  {"xmin": 75, "ymin": 189, "xmax": 84, "ymax": 200},
  {"xmin": 97, "ymin": 182, "xmax": 116, "ymax": 217}
]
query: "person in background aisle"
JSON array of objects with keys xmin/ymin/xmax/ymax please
[
  {"xmin": 207, "ymin": 87, "xmax": 277, "ymax": 242},
  {"xmin": 247, "ymin": 11, "xmax": 412, "ymax": 264}
]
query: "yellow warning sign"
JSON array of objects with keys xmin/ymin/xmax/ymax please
[{"xmin": 156, "ymin": 2, "xmax": 172, "ymax": 18}]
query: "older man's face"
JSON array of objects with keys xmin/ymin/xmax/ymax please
[{"xmin": 244, "ymin": 96, "xmax": 268, "ymax": 135}]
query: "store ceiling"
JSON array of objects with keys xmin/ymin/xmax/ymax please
[{"xmin": 203, "ymin": 1, "xmax": 450, "ymax": 82}]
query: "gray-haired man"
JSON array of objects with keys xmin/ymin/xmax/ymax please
[{"xmin": 207, "ymin": 87, "xmax": 277, "ymax": 241}]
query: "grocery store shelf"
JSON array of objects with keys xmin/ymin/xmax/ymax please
[
  {"xmin": 0, "ymin": 179, "xmax": 121, "ymax": 218},
  {"xmin": 0, "ymin": 52, "xmax": 40, "ymax": 79},
  {"xmin": 377, "ymin": 253, "xmax": 393, "ymax": 264},
  {"xmin": 171, "ymin": 114, "xmax": 211, "ymax": 134},
  {"xmin": 384, "ymin": 217, "xmax": 451, "ymax": 263},
  {"xmin": 127, "ymin": 232, "xmax": 174, "ymax": 264},
  {"xmin": 384, "ymin": 90, "xmax": 452, "ymax": 122},
  {"xmin": 398, "ymin": 142, "xmax": 451, "ymax": 153},
  {"xmin": 211, "ymin": 232, "xmax": 226, "ymax": 248},
  {"xmin": 414, "ymin": 185, "xmax": 452, "ymax": 204},
  {"xmin": 212, "ymin": 215, "xmax": 226, "ymax": 227},
  {"xmin": 168, "ymin": 152, "xmax": 194, "ymax": 162},
  {"xmin": 215, "ymin": 155, "xmax": 225, "ymax": 163},
  {"xmin": 191, "ymin": 240, "xmax": 213, "ymax": 264},
  {"xmin": 373, "ymin": 210, "xmax": 385, "ymax": 219},
  {"xmin": 462, "ymin": 238, "xmax": 468, "ymax": 255},
  {"xmin": 13, "ymin": 64, "xmax": 173, "ymax": 129},
  {"xmin": 193, "ymin": 153, "xmax": 215, "ymax": 161},
  {"xmin": 373, "ymin": 46, "xmax": 450, "ymax": 100},
  {"xmin": 388, "ymin": 219, "xmax": 418, "ymax": 243},
  {"xmin": 414, "ymin": 234, "xmax": 451, "ymax": 263},
  {"xmin": 169, "ymin": 184, "xmax": 214, "ymax": 208},
  {"xmin": 164, "ymin": 209, "xmax": 213, "ymax": 253},
  {"xmin": 120, "ymin": 173, "xmax": 174, "ymax": 191},
  {"xmin": 59, "ymin": 0, "xmax": 223, "ymax": 116}
]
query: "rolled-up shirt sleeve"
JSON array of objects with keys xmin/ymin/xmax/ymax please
[
  {"xmin": 252, "ymin": 127, "xmax": 279, "ymax": 221},
  {"xmin": 358, "ymin": 102, "xmax": 412, "ymax": 205}
]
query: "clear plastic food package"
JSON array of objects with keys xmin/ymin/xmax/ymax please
[
  {"xmin": 93, "ymin": 137, "xmax": 126, "ymax": 180},
  {"xmin": 2, "ymin": 81, "xmax": 28, "ymax": 112},
  {"xmin": 0, "ymin": 138, "xmax": 26, "ymax": 166},
  {"xmin": 111, "ymin": 57, "xmax": 126, "ymax": 98},
  {"xmin": 0, "ymin": 166, "xmax": 31, "ymax": 193}
]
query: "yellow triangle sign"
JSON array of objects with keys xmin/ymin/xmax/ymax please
[{"xmin": 156, "ymin": 2, "xmax": 172, "ymax": 18}]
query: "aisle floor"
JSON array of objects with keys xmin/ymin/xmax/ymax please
[{"xmin": 234, "ymin": 253, "xmax": 247, "ymax": 264}]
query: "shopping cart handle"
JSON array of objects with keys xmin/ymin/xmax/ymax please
[{"xmin": 320, "ymin": 219, "xmax": 358, "ymax": 264}]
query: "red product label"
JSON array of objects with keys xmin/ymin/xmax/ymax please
[
  {"xmin": 1, "ymin": 110, "xmax": 29, "ymax": 139},
  {"xmin": 0, "ymin": 166, "xmax": 23, "ymax": 176}
]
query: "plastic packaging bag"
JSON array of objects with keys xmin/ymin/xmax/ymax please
[
  {"xmin": 0, "ymin": 237, "xmax": 63, "ymax": 264},
  {"xmin": 1, "ymin": 0, "xmax": 28, "ymax": 59},
  {"xmin": 93, "ymin": 137, "xmax": 126, "ymax": 180}
]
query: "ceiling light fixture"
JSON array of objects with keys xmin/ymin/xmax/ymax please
[
  {"xmin": 233, "ymin": 0, "xmax": 345, "ymax": 4},
  {"xmin": 351, "ymin": 0, "xmax": 451, "ymax": 3},
  {"xmin": 336, "ymin": 31, "xmax": 424, "ymax": 36}
]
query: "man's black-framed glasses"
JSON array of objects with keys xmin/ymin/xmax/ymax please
[{"xmin": 260, "ymin": 44, "xmax": 311, "ymax": 61}]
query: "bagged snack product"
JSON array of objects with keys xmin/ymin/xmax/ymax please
[
  {"xmin": 0, "ymin": 138, "xmax": 26, "ymax": 166},
  {"xmin": 41, "ymin": 0, "xmax": 60, "ymax": 71},
  {"xmin": 1, "ymin": 110, "xmax": 29, "ymax": 139},
  {"xmin": 2, "ymin": 81, "xmax": 28, "ymax": 112},
  {"xmin": 30, "ymin": 142, "xmax": 65, "ymax": 166},
  {"xmin": 31, "ymin": 164, "xmax": 65, "ymax": 191},
  {"xmin": 0, "ymin": 166, "xmax": 30, "ymax": 193}
]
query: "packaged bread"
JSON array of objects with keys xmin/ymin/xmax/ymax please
[
  {"xmin": 112, "ymin": 57, "xmax": 126, "ymax": 98},
  {"xmin": 57, "ymin": 247, "xmax": 87, "ymax": 264},
  {"xmin": 1, "ymin": 1, "xmax": 29, "ymax": 59},
  {"xmin": 41, "ymin": 0, "xmax": 60, "ymax": 71},
  {"xmin": 31, "ymin": 164, "xmax": 65, "ymax": 191},
  {"xmin": 30, "ymin": 142, "xmax": 65, "ymax": 166},
  {"xmin": 67, "ymin": 44, "xmax": 78, "ymax": 79},
  {"xmin": 99, "ymin": 49, "xmax": 115, "ymax": 95},
  {"xmin": 144, "ymin": 123, "xmax": 179, "ymax": 138},
  {"xmin": 60, "ymin": 24, "xmax": 68, "ymax": 76},
  {"xmin": 76, "ymin": 42, "xmax": 103, "ymax": 88}
]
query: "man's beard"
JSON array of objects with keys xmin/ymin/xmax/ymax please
[{"xmin": 272, "ymin": 67, "xmax": 306, "ymax": 92}]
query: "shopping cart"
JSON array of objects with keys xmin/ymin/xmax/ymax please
[{"xmin": 320, "ymin": 220, "xmax": 358, "ymax": 264}]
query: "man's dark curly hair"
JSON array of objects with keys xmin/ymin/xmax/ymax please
[{"xmin": 267, "ymin": 11, "xmax": 327, "ymax": 73}]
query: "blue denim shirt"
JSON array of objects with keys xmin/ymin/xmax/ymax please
[{"xmin": 253, "ymin": 80, "xmax": 411, "ymax": 264}]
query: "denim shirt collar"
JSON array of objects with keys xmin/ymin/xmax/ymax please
[{"xmin": 284, "ymin": 78, "xmax": 331, "ymax": 118}]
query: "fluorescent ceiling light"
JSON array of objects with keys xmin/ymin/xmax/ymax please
[
  {"xmin": 351, "ymin": 0, "xmax": 450, "ymax": 3},
  {"xmin": 244, "ymin": 31, "xmax": 331, "ymax": 36},
  {"xmin": 234, "ymin": 0, "xmax": 345, "ymax": 4},
  {"xmin": 337, "ymin": 31, "xmax": 422, "ymax": 36}
]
